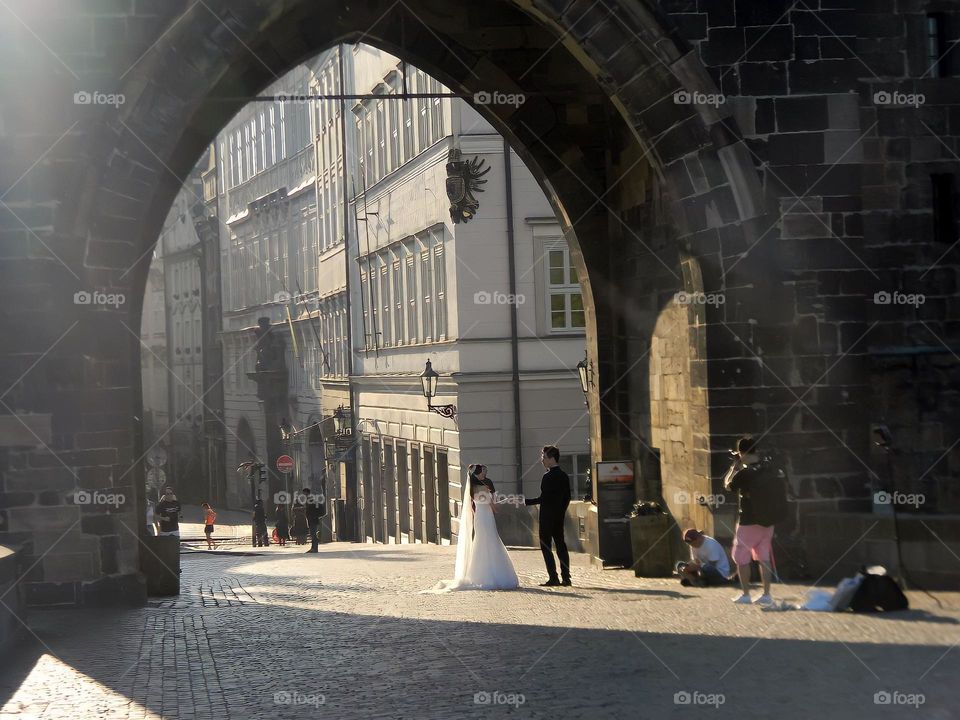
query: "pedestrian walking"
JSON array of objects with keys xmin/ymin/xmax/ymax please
[
  {"xmin": 156, "ymin": 487, "xmax": 182, "ymax": 537},
  {"xmin": 252, "ymin": 498, "xmax": 269, "ymax": 547},
  {"xmin": 291, "ymin": 498, "xmax": 309, "ymax": 545},
  {"xmin": 302, "ymin": 488, "xmax": 322, "ymax": 553},
  {"xmin": 274, "ymin": 503, "xmax": 290, "ymax": 547},
  {"xmin": 201, "ymin": 502, "xmax": 217, "ymax": 549}
]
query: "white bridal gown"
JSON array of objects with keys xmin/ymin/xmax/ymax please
[{"xmin": 426, "ymin": 482, "xmax": 519, "ymax": 592}]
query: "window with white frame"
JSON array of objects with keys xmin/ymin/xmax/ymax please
[
  {"xmin": 375, "ymin": 97, "xmax": 387, "ymax": 180},
  {"xmin": 392, "ymin": 256, "xmax": 404, "ymax": 345},
  {"xmin": 405, "ymin": 244, "xmax": 417, "ymax": 344},
  {"xmin": 559, "ymin": 453, "xmax": 592, "ymax": 499},
  {"xmin": 545, "ymin": 240, "xmax": 585, "ymax": 332},
  {"xmin": 379, "ymin": 259, "xmax": 391, "ymax": 346}
]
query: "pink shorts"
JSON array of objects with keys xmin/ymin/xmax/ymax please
[{"xmin": 732, "ymin": 524, "xmax": 774, "ymax": 565}]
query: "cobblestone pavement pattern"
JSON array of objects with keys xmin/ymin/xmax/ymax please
[{"xmin": 2, "ymin": 543, "xmax": 958, "ymax": 719}]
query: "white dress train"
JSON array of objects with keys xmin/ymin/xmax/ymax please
[{"xmin": 425, "ymin": 483, "xmax": 519, "ymax": 592}]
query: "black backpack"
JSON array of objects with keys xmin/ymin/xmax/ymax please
[
  {"xmin": 849, "ymin": 569, "xmax": 909, "ymax": 612},
  {"xmin": 747, "ymin": 461, "xmax": 790, "ymax": 526}
]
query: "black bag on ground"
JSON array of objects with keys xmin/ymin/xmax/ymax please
[{"xmin": 849, "ymin": 568, "xmax": 909, "ymax": 612}]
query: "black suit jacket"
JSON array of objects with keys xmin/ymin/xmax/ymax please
[{"xmin": 525, "ymin": 466, "xmax": 571, "ymax": 519}]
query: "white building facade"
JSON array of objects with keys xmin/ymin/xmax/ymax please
[{"xmin": 209, "ymin": 44, "xmax": 588, "ymax": 544}]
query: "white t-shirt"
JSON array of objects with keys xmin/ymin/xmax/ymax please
[{"xmin": 690, "ymin": 536, "xmax": 730, "ymax": 577}]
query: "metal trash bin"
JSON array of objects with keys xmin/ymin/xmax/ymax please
[{"xmin": 141, "ymin": 535, "xmax": 180, "ymax": 596}]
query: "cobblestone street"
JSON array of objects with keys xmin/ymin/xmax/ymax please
[{"xmin": 2, "ymin": 543, "xmax": 958, "ymax": 719}]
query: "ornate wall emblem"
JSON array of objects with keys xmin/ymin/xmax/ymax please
[{"xmin": 445, "ymin": 148, "xmax": 490, "ymax": 224}]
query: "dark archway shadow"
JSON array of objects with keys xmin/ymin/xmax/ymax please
[{"xmin": 2, "ymin": 588, "xmax": 955, "ymax": 719}]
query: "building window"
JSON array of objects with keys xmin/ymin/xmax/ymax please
[
  {"xmin": 393, "ymin": 258, "xmax": 404, "ymax": 344},
  {"xmin": 560, "ymin": 453, "xmax": 591, "ymax": 500},
  {"xmin": 416, "ymin": 69, "xmax": 431, "ymax": 151},
  {"xmin": 360, "ymin": 267, "xmax": 372, "ymax": 350},
  {"xmin": 379, "ymin": 259, "xmax": 391, "ymax": 347},
  {"xmin": 545, "ymin": 241, "xmax": 585, "ymax": 332},
  {"xmin": 389, "ymin": 84, "xmax": 401, "ymax": 172},
  {"xmin": 433, "ymin": 241, "xmax": 446, "ymax": 340},
  {"xmin": 375, "ymin": 98, "xmax": 387, "ymax": 180},
  {"xmin": 431, "ymin": 76, "xmax": 445, "ymax": 141},
  {"xmin": 269, "ymin": 106, "xmax": 277, "ymax": 166},
  {"xmin": 259, "ymin": 112, "xmax": 267, "ymax": 170},
  {"xmin": 420, "ymin": 243, "xmax": 433, "ymax": 342},
  {"xmin": 405, "ymin": 247, "xmax": 418, "ymax": 344}
]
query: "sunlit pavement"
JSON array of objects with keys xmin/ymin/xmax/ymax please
[{"xmin": 1, "ymin": 543, "xmax": 958, "ymax": 719}]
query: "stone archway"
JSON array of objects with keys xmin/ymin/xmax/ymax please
[{"xmin": 1, "ymin": 0, "xmax": 774, "ymax": 605}]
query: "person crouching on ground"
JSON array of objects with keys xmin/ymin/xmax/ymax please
[{"xmin": 676, "ymin": 528, "xmax": 731, "ymax": 587}]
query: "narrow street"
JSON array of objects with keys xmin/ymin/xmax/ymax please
[{"xmin": 2, "ymin": 543, "xmax": 957, "ymax": 719}]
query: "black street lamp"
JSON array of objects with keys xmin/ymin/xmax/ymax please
[
  {"xmin": 421, "ymin": 359, "xmax": 457, "ymax": 419},
  {"xmin": 577, "ymin": 355, "xmax": 593, "ymax": 396}
]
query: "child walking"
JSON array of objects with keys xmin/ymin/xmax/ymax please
[{"xmin": 201, "ymin": 502, "xmax": 217, "ymax": 549}]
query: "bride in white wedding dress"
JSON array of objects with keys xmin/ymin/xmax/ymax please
[{"xmin": 426, "ymin": 464, "xmax": 519, "ymax": 592}]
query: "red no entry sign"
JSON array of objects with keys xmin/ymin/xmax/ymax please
[{"xmin": 276, "ymin": 454, "xmax": 295, "ymax": 473}]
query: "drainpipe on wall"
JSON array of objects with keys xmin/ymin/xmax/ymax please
[{"xmin": 503, "ymin": 140, "xmax": 523, "ymax": 494}]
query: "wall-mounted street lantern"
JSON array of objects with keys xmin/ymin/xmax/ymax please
[
  {"xmin": 577, "ymin": 355, "xmax": 593, "ymax": 396},
  {"xmin": 420, "ymin": 359, "xmax": 457, "ymax": 419}
]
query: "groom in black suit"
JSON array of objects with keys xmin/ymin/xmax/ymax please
[{"xmin": 525, "ymin": 445, "xmax": 572, "ymax": 586}]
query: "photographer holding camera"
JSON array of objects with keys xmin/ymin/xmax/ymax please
[{"xmin": 724, "ymin": 436, "xmax": 789, "ymax": 606}]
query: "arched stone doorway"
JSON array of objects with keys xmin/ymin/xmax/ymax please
[{"xmin": 2, "ymin": 0, "xmax": 784, "ymax": 604}]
